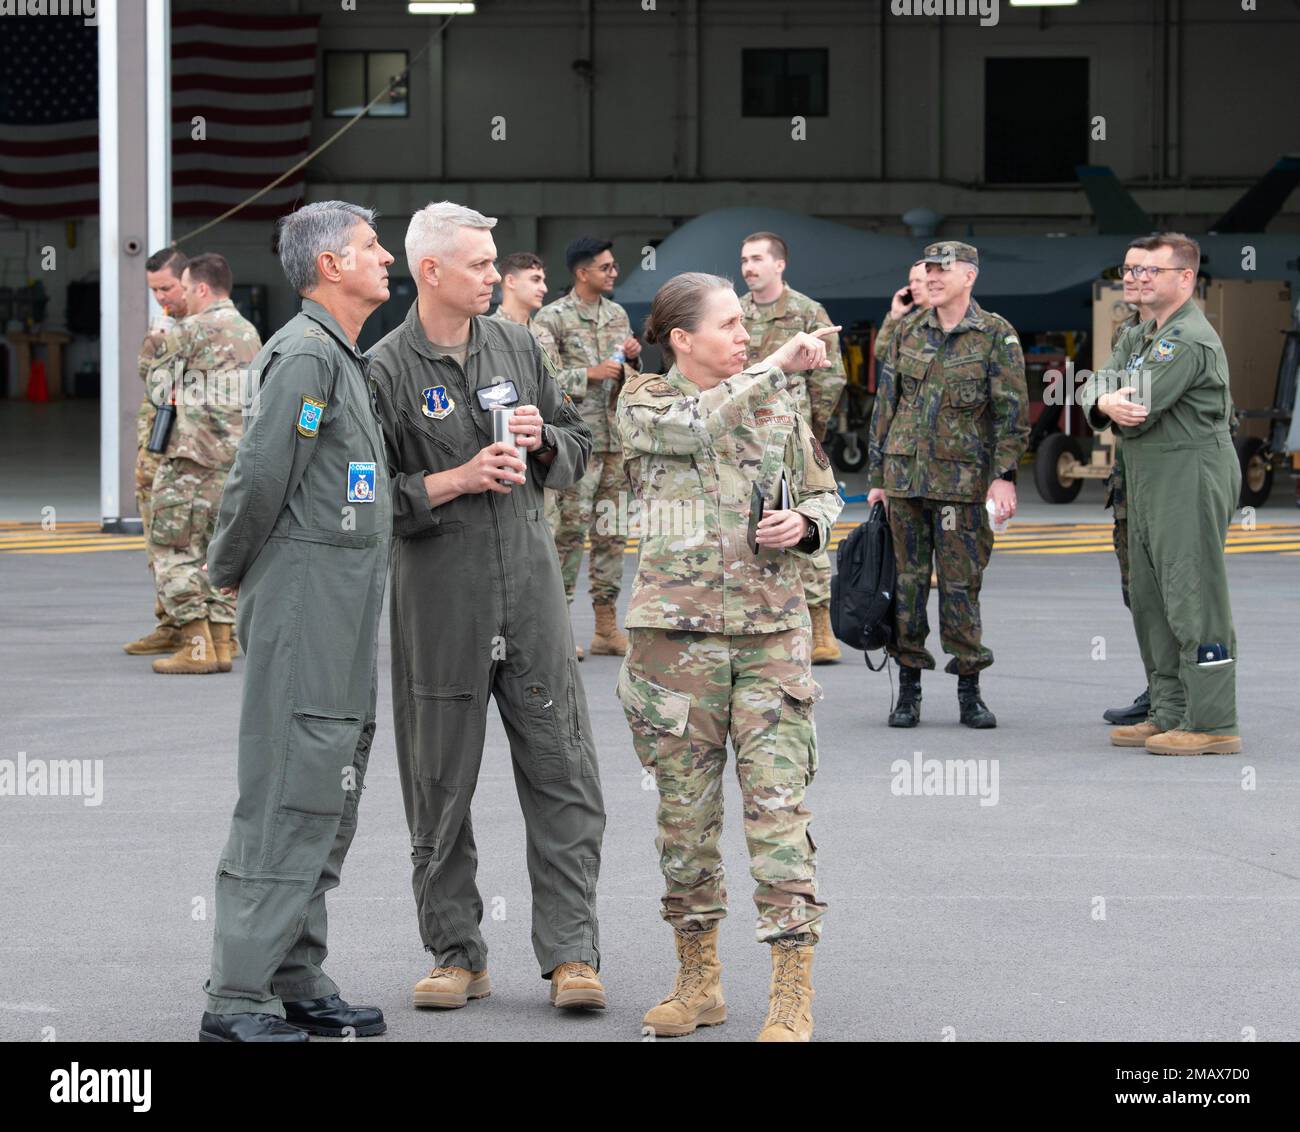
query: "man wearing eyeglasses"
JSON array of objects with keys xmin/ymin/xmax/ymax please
[
  {"xmin": 534, "ymin": 238, "xmax": 642, "ymax": 658},
  {"xmin": 1100, "ymin": 239, "xmax": 1156, "ymax": 727},
  {"xmin": 1079, "ymin": 233, "xmax": 1242, "ymax": 756}
]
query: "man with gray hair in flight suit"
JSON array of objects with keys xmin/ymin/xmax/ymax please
[
  {"xmin": 369, "ymin": 201, "xmax": 607, "ymax": 1016},
  {"xmin": 199, "ymin": 201, "xmax": 395, "ymax": 1043}
]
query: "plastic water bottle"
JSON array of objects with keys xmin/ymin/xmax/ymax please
[
  {"xmin": 610, "ymin": 347, "xmax": 625, "ymax": 365},
  {"xmin": 985, "ymin": 497, "xmax": 1010, "ymax": 534}
]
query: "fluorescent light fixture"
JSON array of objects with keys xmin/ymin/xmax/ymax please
[
  {"xmin": 1009, "ymin": 1, "xmax": 1079, "ymax": 7},
  {"xmin": 408, "ymin": 2, "xmax": 476, "ymax": 13}
]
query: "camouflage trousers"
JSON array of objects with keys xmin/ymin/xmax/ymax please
[
  {"xmin": 887, "ymin": 496, "xmax": 994, "ymax": 675},
  {"xmin": 135, "ymin": 446, "xmax": 178, "ymax": 627},
  {"xmin": 150, "ymin": 456, "xmax": 236, "ymax": 626},
  {"xmin": 797, "ymin": 549, "xmax": 831, "ymax": 609},
  {"xmin": 551, "ymin": 450, "xmax": 627, "ymax": 607},
  {"xmin": 617, "ymin": 626, "xmax": 826, "ymax": 943}
]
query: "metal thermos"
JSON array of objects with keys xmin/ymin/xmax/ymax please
[
  {"xmin": 491, "ymin": 406, "xmax": 528, "ymax": 484},
  {"xmin": 146, "ymin": 403, "xmax": 176, "ymax": 454}
]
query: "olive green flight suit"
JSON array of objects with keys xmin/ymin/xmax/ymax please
[
  {"xmin": 1080, "ymin": 297, "xmax": 1240, "ymax": 735},
  {"xmin": 203, "ymin": 299, "xmax": 392, "ymax": 1016},
  {"xmin": 368, "ymin": 304, "xmax": 605, "ymax": 979}
]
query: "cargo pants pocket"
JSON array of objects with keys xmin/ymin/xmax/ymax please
[
  {"xmin": 410, "ymin": 683, "xmax": 478, "ymax": 786},
  {"xmin": 281, "ymin": 707, "xmax": 364, "ymax": 816},
  {"xmin": 616, "ymin": 664, "xmax": 692, "ymax": 769}
]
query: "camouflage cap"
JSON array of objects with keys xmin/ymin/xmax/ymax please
[{"xmin": 920, "ymin": 240, "xmax": 979, "ymax": 269}]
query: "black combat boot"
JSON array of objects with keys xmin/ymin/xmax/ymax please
[
  {"xmin": 957, "ymin": 673, "xmax": 997, "ymax": 729},
  {"xmin": 1102, "ymin": 687, "xmax": 1150, "ymax": 726},
  {"xmin": 888, "ymin": 666, "xmax": 922, "ymax": 728}
]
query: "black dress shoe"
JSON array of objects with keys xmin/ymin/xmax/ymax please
[
  {"xmin": 199, "ymin": 1011, "xmax": 308, "ymax": 1043},
  {"xmin": 283, "ymin": 994, "xmax": 386, "ymax": 1037},
  {"xmin": 1103, "ymin": 687, "xmax": 1151, "ymax": 726}
]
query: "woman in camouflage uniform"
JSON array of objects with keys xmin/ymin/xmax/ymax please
[{"xmin": 615, "ymin": 273, "xmax": 842, "ymax": 1042}]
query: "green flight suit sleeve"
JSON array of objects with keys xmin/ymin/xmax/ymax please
[
  {"xmin": 616, "ymin": 365, "xmax": 791, "ymax": 457},
  {"xmin": 208, "ymin": 348, "xmax": 334, "ymax": 587},
  {"xmin": 1077, "ymin": 325, "xmax": 1139, "ymax": 432},
  {"xmin": 367, "ymin": 352, "xmax": 441, "ymax": 540},
  {"xmin": 866, "ymin": 331, "xmax": 902, "ymax": 490},
  {"xmin": 535, "ymin": 340, "xmax": 593, "ymax": 490},
  {"xmin": 988, "ymin": 324, "xmax": 1031, "ymax": 478},
  {"xmin": 787, "ymin": 413, "xmax": 843, "ymax": 557}
]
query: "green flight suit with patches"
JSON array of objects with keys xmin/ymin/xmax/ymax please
[
  {"xmin": 203, "ymin": 299, "xmax": 392, "ymax": 1017},
  {"xmin": 1079, "ymin": 297, "xmax": 1240, "ymax": 735}
]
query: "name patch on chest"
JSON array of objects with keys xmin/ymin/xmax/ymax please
[
  {"xmin": 347, "ymin": 461, "xmax": 376, "ymax": 503},
  {"xmin": 754, "ymin": 407, "xmax": 795, "ymax": 427},
  {"xmin": 422, "ymin": 386, "xmax": 455, "ymax": 419}
]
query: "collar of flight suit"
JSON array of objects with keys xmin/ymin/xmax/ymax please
[
  {"xmin": 1139, "ymin": 293, "xmax": 1200, "ymax": 345},
  {"xmin": 918, "ymin": 296, "xmax": 987, "ymax": 337},
  {"xmin": 398, "ymin": 297, "xmax": 500, "ymax": 365},
  {"xmin": 300, "ymin": 297, "xmax": 365, "ymax": 360}
]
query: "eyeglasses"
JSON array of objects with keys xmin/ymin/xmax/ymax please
[
  {"xmin": 1120, "ymin": 265, "xmax": 1186, "ymax": 279},
  {"xmin": 587, "ymin": 262, "xmax": 619, "ymax": 275}
]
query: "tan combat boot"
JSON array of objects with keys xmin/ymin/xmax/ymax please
[
  {"xmin": 123, "ymin": 624, "xmax": 181, "ymax": 655},
  {"xmin": 152, "ymin": 619, "xmax": 220, "ymax": 675},
  {"xmin": 810, "ymin": 602, "xmax": 841, "ymax": 664},
  {"xmin": 642, "ymin": 927, "xmax": 726, "ymax": 1037},
  {"xmin": 756, "ymin": 938, "xmax": 815, "ymax": 1042},
  {"xmin": 590, "ymin": 602, "xmax": 628, "ymax": 656},
  {"xmin": 1110, "ymin": 720, "xmax": 1162, "ymax": 748},
  {"xmin": 211, "ymin": 623, "xmax": 236, "ymax": 673},
  {"xmin": 549, "ymin": 961, "xmax": 607, "ymax": 1010},
  {"xmin": 1145, "ymin": 729, "xmax": 1243, "ymax": 755},
  {"xmin": 413, "ymin": 965, "xmax": 491, "ymax": 1009}
]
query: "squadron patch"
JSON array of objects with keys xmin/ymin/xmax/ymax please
[
  {"xmin": 810, "ymin": 435, "xmax": 831, "ymax": 470},
  {"xmin": 297, "ymin": 396, "xmax": 325, "ymax": 437},
  {"xmin": 347, "ymin": 461, "xmax": 376, "ymax": 503},
  {"xmin": 422, "ymin": 385, "xmax": 455, "ymax": 419},
  {"xmin": 1151, "ymin": 338, "xmax": 1177, "ymax": 362},
  {"xmin": 646, "ymin": 381, "xmax": 676, "ymax": 397}
]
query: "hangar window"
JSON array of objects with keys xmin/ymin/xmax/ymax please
[
  {"xmin": 742, "ymin": 48, "xmax": 829, "ymax": 117},
  {"xmin": 984, "ymin": 57, "xmax": 1088, "ymax": 183},
  {"xmin": 324, "ymin": 51, "xmax": 410, "ymax": 118}
]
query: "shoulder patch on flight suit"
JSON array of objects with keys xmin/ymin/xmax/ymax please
[
  {"xmin": 1151, "ymin": 338, "xmax": 1177, "ymax": 362},
  {"xmin": 646, "ymin": 380, "xmax": 676, "ymax": 397},
  {"xmin": 297, "ymin": 396, "xmax": 325, "ymax": 437}
]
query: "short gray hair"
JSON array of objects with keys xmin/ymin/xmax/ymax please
[
  {"xmin": 406, "ymin": 200, "xmax": 497, "ymax": 278},
  {"xmin": 277, "ymin": 200, "xmax": 378, "ymax": 296}
]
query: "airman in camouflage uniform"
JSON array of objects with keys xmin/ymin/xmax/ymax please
[
  {"xmin": 740, "ymin": 234, "xmax": 847, "ymax": 664},
  {"xmin": 534, "ymin": 237, "xmax": 640, "ymax": 656},
  {"xmin": 615, "ymin": 277, "xmax": 841, "ymax": 1041},
  {"xmin": 124, "ymin": 250, "xmax": 190, "ymax": 656},
  {"xmin": 867, "ymin": 241, "xmax": 1029, "ymax": 728},
  {"xmin": 146, "ymin": 260, "xmax": 260, "ymax": 675}
]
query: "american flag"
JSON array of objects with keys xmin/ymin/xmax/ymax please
[{"xmin": 0, "ymin": 9, "xmax": 319, "ymax": 222}]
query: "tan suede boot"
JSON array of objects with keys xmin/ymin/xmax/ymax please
[
  {"xmin": 756, "ymin": 938, "xmax": 815, "ymax": 1042},
  {"xmin": 549, "ymin": 961, "xmax": 607, "ymax": 1010},
  {"xmin": 123, "ymin": 624, "xmax": 182, "ymax": 655},
  {"xmin": 413, "ymin": 965, "xmax": 491, "ymax": 1009},
  {"xmin": 1110, "ymin": 720, "xmax": 1162, "ymax": 748},
  {"xmin": 590, "ymin": 603, "xmax": 628, "ymax": 656},
  {"xmin": 211, "ymin": 623, "xmax": 236, "ymax": 673},
  {"xmin": 642, "ymin": 927, "xmax": 726, "ymax": 1037},
  {"xmin": 1145, "ymin": 729, "xmax": 1242, "ymax": 755},
  {"xmin": 810, "ymin": 602, "xmax": 841, "ymax": 664},
  {"xmin": 152, "ymin": 619, "xmax": 220, "ymax": 675}
]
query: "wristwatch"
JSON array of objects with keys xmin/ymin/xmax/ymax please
[{"xmin": 537, "ymin": 424, "xmax": 557, "ymax": 456}]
